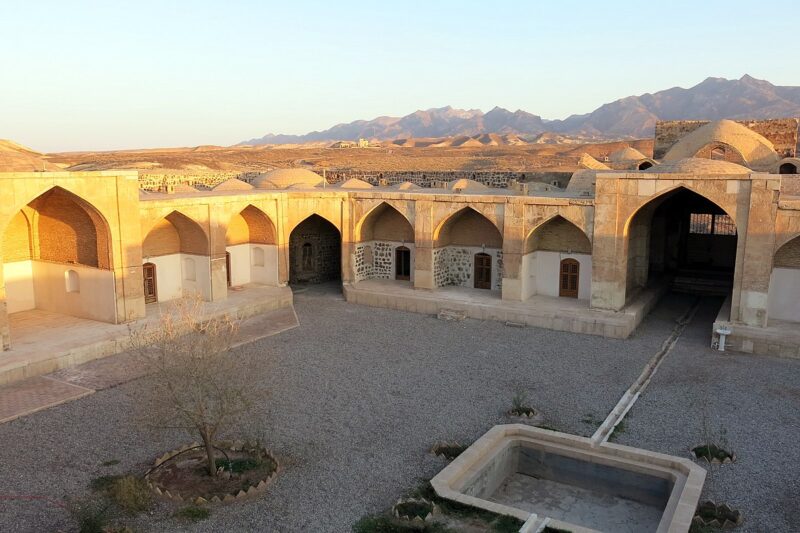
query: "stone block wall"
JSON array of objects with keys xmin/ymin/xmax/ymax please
[
  {"xmin": 654, "ymin": 119, "xmax": 799, "ymax": 159},
  {"xmin": 138, "ymin": 172, "xmax": 263, "ymax": 192},
  {"xmin": 288, "ymin": 229, "xmax": 341, "ymax": 284},
  {"xmin": 354, "ymin": 241, "xmax": 396, "ymax": 282},
  {"xmin": 321, "ymin": 170, "xmax": 573, "ymax": 189},
  {"xmin": 433, "ymin": 247, "xmax": 503, "ymax": 290}
]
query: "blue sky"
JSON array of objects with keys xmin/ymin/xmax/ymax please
[{"xmin": 2, "ymin": 1, "xmax": 798, "ymax": 152}]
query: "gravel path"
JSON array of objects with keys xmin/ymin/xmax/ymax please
[
  {"xmin": 0, "ymin": 286, "xmax": 795, "ymax": 532},
  {"xmin": 616, "ymin": 296, "xmax": 800, "ymax": 532}
]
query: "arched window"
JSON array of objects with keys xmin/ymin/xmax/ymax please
[
  {"xmin": 710, "ymin": 146, "xmax": 726, "ymax": 160},
  {"xmin": 638, "ymin": 161, "xmax": 653, "ymax": 170},
  {"xmin": 183, "ymin": 257, "xmax": 196, "ymax": 281},
  {"xmin": 65, "ymin": 269, "xmax": 80, "ymax": 293},
  {"xmin": 252, "ymin": 247, "xmax": 265, "ymax": 267},
  {"xmin": 779, "ymin": 162, "xmax": 797, "ymax": 175}
]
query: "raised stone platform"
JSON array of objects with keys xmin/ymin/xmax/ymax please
[
  {"xmin": 712, "ymin": 296, "xmax": 800, "ymax": 357},
  {"xmin": 0, "ymin": 284, "xmax": 293, "ymax": 386},
  {"xmin": 344, "ymin": 280, "xmax": 664, "ymax": 339}
]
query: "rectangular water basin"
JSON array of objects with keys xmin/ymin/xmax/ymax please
[{"xmin": 430, "ymin": 425, "xmax": 705, "ymax": 533}]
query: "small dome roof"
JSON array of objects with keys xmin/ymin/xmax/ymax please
[
  {"xmin": 394, "ymin": 181, "xmax": 421, "ymax": 190},
  {"xmin": 645, "ymin": 157, "xmax": 750, "ymax": 174},
  {"xmin": 173, "ymin": 183, "xmax": 199, "ymax": 193},
  {"xmin": 337, "ymin": 177, "xmax": 374, "ymax": 189},
  {"xmin": 251, "ymin": 168, "xmax": 324, "ymax": 189},
  {"xmin": 566, "ymin": 169, "xmax": 598, "ymax": 193},
  {"xmin": 449, "ymin": 178, "xmax": 489, "ymax": 192},
  {"xmin": 212, "ymin": 178, "xmax": 254, "ymax": 191},
  {"xmin": 578, "ymin": 153, "xmax": 610, "ymax": 170},
  {"xmin": 609, "ymin": 146, "xmax": 647, "ymax": 162}
]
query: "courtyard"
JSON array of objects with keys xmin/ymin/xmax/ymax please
[{"xmin": 0, "ymin": 285, "xmax": 797, "ymax": 532}]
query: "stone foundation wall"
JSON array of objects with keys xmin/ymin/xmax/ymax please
[
  {"xmin": 321, "ymin": 170, "xmax": 573, "ymax": 189},
  {"xmin": 354, "ymin": 241, "xmax": 406, "ymax": 282},
  {"xmin": 434, "ymin": 247, "xmax": 502, "ymax": 290},
  {"xmin": 138, "ymin": 172, "xmax": 262, "ymax": 191}
]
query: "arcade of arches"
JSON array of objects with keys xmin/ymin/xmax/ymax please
[{"xmin": 0, "ymin": 167, "xmax": 799, "ymax": 360}]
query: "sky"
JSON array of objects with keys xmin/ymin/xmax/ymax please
[{"xmin": 2, "ymin": 0, "xmax": 799, "ymax": 152}]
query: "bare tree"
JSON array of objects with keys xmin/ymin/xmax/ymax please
[{"xmin": 129, "ymin": 296, "xmax": 265, "ymax": 476}]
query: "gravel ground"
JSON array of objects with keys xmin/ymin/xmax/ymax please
[
  {"xmin": 616, "ymin": 296, "xmax": 800, "ymax": 533},
  {"xmin": 0, "ymin": 285, "xmax": 795, "ymax": 532}
]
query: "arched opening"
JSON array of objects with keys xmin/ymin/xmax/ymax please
[
  {"xmin": 710, "ymin": 146, "xmax": 726, "ymax": 160},
  {"xmin": 143, "ymin": 262, "xmax": 158, "ymax": 304},
  {"xmin": 522, "ymin": 216, "xmax": 592, "ymax": 300},
  {"xmin": 767, "ymin": 235, "xmax": 800, "ymax": 322},
  {"xmin": 355, "ymin": 203, "xmax": 415, "ymax": 282},
  {"xmin": 638, "ymin": 161, "xmax": 653, "ymax": 170},
  {"xmin": 142, "ymin": 211, "xmax": 210, "ymax": 302},
  {"xmin": 225, "ymin": 205, "xmax": 278, "ymax": 287},
  {"xmin": 779, "ymin": 162, "xmax": 797, "ymax": 174},
  {"xmin": 626, "ymin": 187, "xmax": 737, "ymax": 299},
  {"xmin": 434, "ymin": 208, "xmax": 503, "ymax": 291},
  {"xmin": 289, "ymin": 214, "xmax": 341, "ymax": 284},
  {"xmin": 1, "ymin": 187, "xmax": 116, "ymax": 322}
]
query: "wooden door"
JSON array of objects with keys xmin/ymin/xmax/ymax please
[
  {"xmin": 474, "ymin": 253, "xmax": 492, "ymax": 289},
  {"xmin": 395, "ymin": 246, "xmax": 411, "ymax": 280},
  {"xmin": 143, "ymin": 263, "xmax": 158, "ymax": 304},
  {"xmin": 226, "ymin": 252, "xmax": 232, "ymax": 287},
  {"xmin": 559, "ymin": 258, "xmax": 579, "ymax": 298}
]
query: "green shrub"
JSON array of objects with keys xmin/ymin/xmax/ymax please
[
  {"xmin": 175, "ymin": 505, "xmax": 211, "ymax": 522},
  {"xmin": 67, "ymin": 497, "xmax": 111, "ymax": 533},
  {"xmin": 108, "ymin": 475, "xmax": 152, "ymax": 514}
]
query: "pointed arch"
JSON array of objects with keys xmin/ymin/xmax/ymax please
[
  {"xmin": 226, "ymin": 205, "xmax": 276, "ymax": 246},
  {"xmin": 289, "ymin": 214, "xmax": 342, "ymax": 284},
  {"xmin": 143, "ymin": 210, "xmax": 209, "ymax": 257},
  {"xmin": 524, "ymin": 215, "xmax": 591, "ymax": 254},
  {"xmin": 356, "ymin": 201, "xmax": 414, "ymax": 243},
  {"xmin": 434, "ymin": 207, "xmax": 502, "ymax": 248},
  {"xmin": 2, "ymin": 186, "xmax": 113, "ymax": 269},
  {"xmin": 624, "ymin": 185, "xmax": 737, "ymax": 235}
]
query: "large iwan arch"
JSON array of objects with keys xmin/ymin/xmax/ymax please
[
  {"xmin": 1, "ymin": 187, "xmax": 116, "ymax": 321},
  {"xmin": 289, "ymin": 214, "xmax": 341, "ymax": 284}
]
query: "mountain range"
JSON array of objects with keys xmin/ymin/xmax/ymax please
[{"xmin": 241, "ymin": 75, "xmax": 800, "ymax": 145}]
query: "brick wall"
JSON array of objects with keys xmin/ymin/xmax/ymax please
[
  {"xmin": 439, "ymin": 210, "xmax": 502, "ymax": 248},
  {"xmin": 362, "ymin": 206, "xmax": 414, "ymax": 242},
  {"xmin": 775, "ymin": 236, "xmax": 800, "ymax": 268},
  {"xmin": 526, "ymin": 217, "xmax": 592, "ymax": 254},
  {"xmin": 142, "ymin": 218, "xmax": 181, "ymax": 256}
]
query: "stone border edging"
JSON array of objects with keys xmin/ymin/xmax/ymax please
[
  {"xmin": 392, "ymin": 497, "xmax": 439, "ymax": 522},
  {"xmin": 144, "ymin": 440, "xmax": 279, "ymax": 505}
]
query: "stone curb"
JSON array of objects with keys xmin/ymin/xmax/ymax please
[{"xmin": 144, "ymin": 440, "xmax": 279, "ymax": 505}]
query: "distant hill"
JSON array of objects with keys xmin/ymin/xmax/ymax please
[
  {"xmin": 0, "ymin": 140, "xmax": 61, "ymax": 171},
  {"xmin": 241, "ymin": 75, "xmax": 800, "ymax": 145}
]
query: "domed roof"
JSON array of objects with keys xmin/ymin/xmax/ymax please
[
  {"xmin": 609, "ymin": 146, "xmax": 647, "ymax": 162},
  {"xmin": 337, "ymin": 177, "xmax": 374, "ymax": 189},
  {"xmin": 173, "ymin": 183, "xmax": 199, "ymax": 193},
  {"xmin": 578, "ymin": 153, "xmax": 610, "ymax": 170},
  {"xmin": 662, "ymin": 119, "xmax": 779, "ymax": 168},
  {"xmin": 566, "ymin": 169, "xmax": 599, "ymax": 193},
  {"xmin": 645, "ymin": 157, "xmax": 750, "ymax": 174},
  {"xmin": 449, "ymin": 178, "xmax": 489, "ymax": 192},
  {"xmin": 251, "ymin": 168, "xmax": 324, "ymax": 189},
  {"xmin": 212, "ymin": 178, "xmax": 254, "ymax": 191},
  {"xmin": 394, "ymin": 181, "xmax": 421, "ymax": 190}
]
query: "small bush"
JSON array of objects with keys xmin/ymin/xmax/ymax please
[
  {"xmin": 108, "ymin": 475, "xmax": 152, "ymax": 514},
  {"xmin": 67, "ymin": 497, "xmax": 111, "ymax": 533},
  {"xmin": 90, "ymin": 474, "xmax": 123, "ymax": 493},
  {"xmin": 353, "ymin": 514, "xmax": 451, "ymax": 532},
  {"xmin": 394, "ymin": 500, "xmax": 433, "ymax": 520},
  {"xmin": 175, "ymin": 505, "xmax": 211, "ymax": 522}
]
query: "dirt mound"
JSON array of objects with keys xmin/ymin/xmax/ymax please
[{"xmin": 0, "ymin": 140, "xmax": 61, "ymax": 171}]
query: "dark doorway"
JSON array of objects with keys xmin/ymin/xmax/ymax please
[
  {"xmin": 143, "ymin": 262, "xmax": 157, "ymax": 304},
  {"xmin": 779, "ymin": 163, "xmax": 797, "ymax": 174},
  {"xmin": 559, "ymin": 258, "xmax": 579, "ymax": 298},
  {"xmin": 225, "ymin": 252, "xmax": 232, "ymax": 287},
  {"xmin": 638, "ymin": 161, "xmax": 653, "ymax": 170},
  {"xmin": 395, "ymin": 246, "xmax": 411, "ymax": 280},
  {"xmin": 474, "ymin": 253, "xmax": 492, "ymax": 289},
  {"xmin": 289, "ymin": 215, "xmax": 341, "ymax": 284},
  {"xmin": 632, "ymin": 188, "xmax": 738, "ymax": 295}
]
